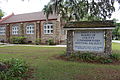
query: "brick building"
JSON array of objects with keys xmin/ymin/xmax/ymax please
[{"xmin": 0, "ymin": 11, "xmax": 66, "ymax": 44}]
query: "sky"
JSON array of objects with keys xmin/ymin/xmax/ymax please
[
  {"xmin": 0, "ymin": 0, "xmax": 120, "ymax": 22},
  {"xmin": 0, "ymin": 0, "xmax": 50, "ymax": 15}
]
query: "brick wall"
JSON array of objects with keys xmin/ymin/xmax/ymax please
[
  {"xmin": 0, "ymin": 24, "xmax": 7, "ymax": 42},
  {"xmin": 40, "ymin": 20, "xmax": 64, "ymax": 44},
  {"xmin": 23, "ymin": 22, "xmax": 36, "ymax": 43},
  {"xmin": 0, "ymin": 20, "xmax": 66, "ymax": 44}
]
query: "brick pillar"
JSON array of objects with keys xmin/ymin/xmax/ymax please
[
  {"xmin": 55, "ymin": 21, "xmax": 60, "ymax": 44},
  {"xmin": 66, "ymin": 30, "xmax": 73, "ymax": 56},
  {"xmin": 20, "ymin": 23, "xmax": 24, "ymax": 37},
  {"xmin": 104, "ymin": 29, "xmax": 112, "ymax": 56},
  {"xmin": 6, "ymin": 24, "xmax": 10, "ymax": 43},
  {"xmin": 36, "ymin": 21, "xmax": 40, "ymax": 39}
]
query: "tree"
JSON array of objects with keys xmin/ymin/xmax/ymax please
[
  {"xmin": 112, "ymin": 23, "xmax": 120, "ymax": 40},
  {"xmin": 43, "ymin": 5, "xmax": 53, "ymax": 20},
  {"xmin": 43, "ymin": 0, "xmax": 120, "ymax": 22},
  {"xmin": 0, "ymin": 9, "xmax": 4, "ymax": 19}
]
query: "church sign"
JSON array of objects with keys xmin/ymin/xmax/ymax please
[
  {"xmin": 64, "ymin": 21, "xmax": 115, "ymax": 56},
  {"xmin": 73, "ymin": 30, "xmax": 104, "ymax": 52}
]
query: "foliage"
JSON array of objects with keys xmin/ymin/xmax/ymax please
[
  {"xmin": 43, "ymin": 5, "xmax": 53, "ymax": 20},
  {"xmin": 47, "ymin": 39, "xmax": 55, "ymax": 45},
  {"xmin": 0, "ymin": 58, "xmax": 29, "ymax": 80},
  {"xmin": 65, "ymin": 52, "xmax": 120, "ymax": 64},
  {"xmin": 43, "ymin": 0, "xmax": 120, "ymax": 22},
  {"xmin": 109, "ymin": 53, "xmax": 120, "ymax": 60},
  {"xmin": 98, "ymin": 57, "xmax": 113, "ymax": 64},
  {"xmin": 112, "ymin": 23, "xmax": 120, "ymax": 40},
  {"xmin": 0, "ymin": 9, "xmax": 4, "ymax": 19},
  {"xmin": 11, "ymin": 36, "xmax": 26, "ymax": 44},
  {"xmin": 35, "ymin": 38, "xmax": 41, "ymax": 45},
  {"xmin": 0, "ymin": 39, "xmax": 5, "ymax": 43}
]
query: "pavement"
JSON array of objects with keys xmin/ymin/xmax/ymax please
[
  {"xmin": 0, "ymin": 43, "xmax": 66, "ymax": 47},
  {"xmin": 0, "ymin": 40, "xmax": 119, "ymax": 47},
  {"xmin": 112, "ymin": 40, "xmax": 120, "ymax": 43}
]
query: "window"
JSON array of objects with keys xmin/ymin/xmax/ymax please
[
  {"xmin": 12, "ymin": 25, "xmax": 19, "ymax": 35},
  {"xmin": 44, "ymin": 23, "xmax": 53, "ymax": 34},
  {"xmin": 0, "ymin": 27, "xmax": 5, "ymax": 35},
  {"xmin": 26, "ymin": 24, "xmax": 34, "ymax": 34}
]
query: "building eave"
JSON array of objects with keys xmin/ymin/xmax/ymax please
[
  {"xmin": 0, "ymin": 18, "xmax": 57, "ymax": 25},
  {"xmin": 63, "ymin": 27, "xmax": 115, "ymax": 30}
]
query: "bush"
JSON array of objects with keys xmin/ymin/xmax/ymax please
[
  {"xmin": 47, "ymin": 39, "xmax": 55, "ymax": 45},
  {"xmin": 109, "ymin": 53, "xmax": 120, "ymax": 60},
  {"xmin": 35, "ymin": 38, "xmax": 41, "ymax": 45},
  {"xmin": 78, "ymin": 53, "xmax": 96, "ymax": 62},
  {"xmin": 0, "ymin": 39, "xmax": 4, "ymax": 43},
  {"xmin": 11, "ymin": 36, "xmax": 26, "ymax": 44},
  {"xmin": 63, "ymin": 52, "xmax": 120, "ymax": 64},
  {"xmin": 97, "ymin": 57, "xmax": 113, "ymax": 63},
  {"xmin": 0, "ymin": 58, "xmax": 29, "ymax": 80}
]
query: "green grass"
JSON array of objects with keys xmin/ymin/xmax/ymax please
[
  {"xmin": 0, "ymin": 43, "xmax": 119, "ymax": 80},
  {"xmin": 112, "ymin": 42, "xmax": 120, "ymax": 50}
]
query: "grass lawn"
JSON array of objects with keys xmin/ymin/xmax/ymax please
[{"xmin": 0, "ymin": 43, "xmax": 120, "ymax": 80}]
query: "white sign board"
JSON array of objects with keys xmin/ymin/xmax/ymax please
[{"xmin": 73, "ymin": 30, "xmax": 104, "ymax": 52}]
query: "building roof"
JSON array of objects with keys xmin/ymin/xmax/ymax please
[
  {"xmin": 0, "ymin": 11, "xmax": 57, "ymax": 24},
  {"xmin": 64, "ymin": 21, "xmax": 115, "ymax": 30},
  {"xmin": 0, "ymin": 13, "xmax": 14, "ymax": 23}
]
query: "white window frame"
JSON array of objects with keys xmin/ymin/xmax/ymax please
[
  {"xmin": 0, "ymin": 27, "xmax": 6, "ymax": 35},
  {"xmin": 12, "ymin": 25, "xmax": 19, "ymax": 35},
  {"xmin": 44, "ymin": 23, "xmax": 53, "ymax": 34},
  {"xmin": 26, "ymin": 24, "xmax": 34, "ymax": 34}
]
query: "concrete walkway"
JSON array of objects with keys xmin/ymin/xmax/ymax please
[
  {"xmin": 112, "ymin": 40, "xmax": 120, "ymax": 43},
  {"xmin": 17, "ymin": 44, "xmax": 67, "ymax": 47},
  {"xmin": 0, "ymin": 43, "xmax": 66, "ymax": 47}
]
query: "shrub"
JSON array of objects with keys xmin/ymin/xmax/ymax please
[
  {"xmin": 98, "ymin": 57, "xmax": 113, "ymax": 63},
  {"xmin": 35, "ymin": 38, "xmax": 41, "ymax": 45},
  {"xmin": 109, "ymin": 53, "xmax": 120, "ymax": 60},
  {"xmin": 0, "ymin": 39, "xmax": 4, "ymax": 43},
  {"xmin": 11, "ymin": 36, "xmax": 26, "ymax": 44},
  {"xmin": 78, "ymin": 53, "xmax": 96, "ymax": 62},
  {"xmin": 62, "ymin": 52, "xmax": 120, "ymax": 64},
  {"xmin": 0, "ymin": 58, "xmax": 29, "ymax": 80},
  {"xmin": 47, "ymin": 39, "xmax": 55, "ymax": 45}
]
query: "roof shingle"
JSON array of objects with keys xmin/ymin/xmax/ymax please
[{"xmin": 0, "ymin": 11, "xmax": 57, "ymax": 24}]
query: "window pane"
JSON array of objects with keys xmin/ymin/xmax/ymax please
[
  {"xmin": 44, "ymin": 26, "xmax": 46, "ymax": 29},
  {"xmin": 12, "ymin": 26, "xmax": 19, "ymax": 35},
  {"xmin": 51, "ymin": 30, "xmax": 53, "ymax": 33},
  {"xmin": 44, "ymin": 30, "xmax": 46, "ymax": 33},
  {"xmin": 44, "ymin": 23, "xmax": 53, "ymax": 34},
  {"xmin": 48, "ymin": 30, "xmax": 49, "ymax": 33},
  {"xmin": 51, "ymin": 26, "xmax": 53, "ymax": 29},
  {"xmin": 32, "ymin": 31, "xmax": 34, "ymax": 33},
  {"xmin": 26, "ymin": 24, "xmax": 34, "ymax": 34},
  {"xmin": 32, "ymin": 27, "xmax": 34, "ymax": 29},
  {"xmin": 47, "ymin": 26, "xmax": 49, "ymax": 29}
]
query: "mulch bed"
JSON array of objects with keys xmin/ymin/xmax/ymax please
[{"xmin": 54, "ymin": 55, "xmax": 120, "ymax": 65}]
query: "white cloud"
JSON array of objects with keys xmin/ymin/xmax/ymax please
[
  {"xmin": 110, "ymin": 2, "xmax": 120, "ymax": 22},
  {"xmin": 0, "ymin": 0, "xmax": 50, "ymax": 15}
]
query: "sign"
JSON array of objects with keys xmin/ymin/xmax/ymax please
[{"xmin": 73, "ymin": 30, "xmax": 104, "ymax": 52}]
